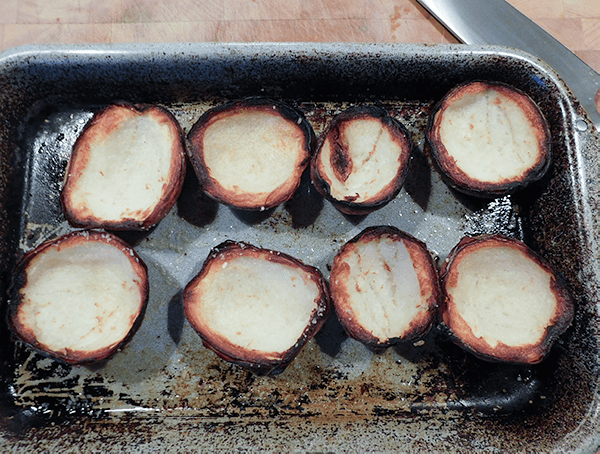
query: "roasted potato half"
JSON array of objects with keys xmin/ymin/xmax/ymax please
[
  {"xmin": 440, "ymin": 235, "xmax": 574, "ymax": 364},
  {"xmin": 311, "ymin": 106, "xmax": 413, "ymax": 215},
  {"xmin": 183, "ymin": 241, "xmax": 330, "ymax": 375},
  {"xmin": 187, "ymin": 98, "xmax": 314, "ymax": 211},
  {"xmin": 9, "ymin": 230, "xmax": 149, "ymax": 365},
  {"xmin": 62, "ymin": 103, "xmax": 186, "ymax": 230},
  {"xmin": 427, "ymin": 81, "xmax": 551, "ymax": 197},
  {"xmin": 329, "ymin": 226, "xmax": 440, "ymax": 350}
]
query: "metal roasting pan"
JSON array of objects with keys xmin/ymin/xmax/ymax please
[{"xmin": 0, "ymin": 42, "xmax": 598, "ymax": 452}]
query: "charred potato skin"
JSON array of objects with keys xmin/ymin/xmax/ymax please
[
  {"xmin": 440, "ymin": 235, "xmax": 574, "ymax": 364},
  {"xmin": 187, "ymin": 97, "xmax": 316, "ymax": 211},
  {"xmin": 183, "ymin": 240, "xmax": 330, "ymax": 376},
  {"xmin": 62, "ymin": 102, "xmax": 187, "ymax": 231},
  {"xmin": 330, "ymin": 226, "xmax": 441, "ymax": 350},
  {"xmin": 427, "ymin": 81, "xmax": 551, "ymax": 198},
  {"xmin": 311, "ymin": 106, "xmax": 413, "ymax": 215},
  {"xmin": 8, "ymin": 230, "xmax": 149, "ymax": 365}
]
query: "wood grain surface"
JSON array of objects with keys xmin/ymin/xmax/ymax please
[{"xmin": 0, "ymin": 0, "xmax": 599, "ymax": 74}]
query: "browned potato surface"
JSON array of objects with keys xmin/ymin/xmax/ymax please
[
  {"xmin": 62, "ymin": 103, "xmax": 186, "ymax": 230},
  {"xmin": 440, "ymin": 235, "xmax": 573, "ymax": 364},
  {"xmin": 330, "ymin": 226, "xmax": 440, "ymax": 349},
  {"xmin": 311, "ymin": 106, "xmax": 412, "ymax": 215},
  {"xmin": 183, "ymin": 240, "xmax": 330, "ymax": 375},
  {"xmin": 9, "ymin": 230, "xmax": 149, "ymax": 364},
  {"xmin": 187, "ymin": 98, "xmax": 314, "ymax": 211},
  {"xmin": 427, "ymin": 81, "xmax": 551, "ymax": 197}
]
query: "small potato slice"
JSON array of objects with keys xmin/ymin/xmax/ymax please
[
  {"xmin": 329, "ymin": 226, "xmax": 440, "ymax": 350},
  {"xmin": 183, "ymin": 241, "xmax": 329, "ymax": 375},
  {"xmin": 311, "ymin": 106, "xmax": 413, "ymax": 215},
  {"xmin": 187, "ymin": 98, "xmax": 314, "ymax": 211},
  {"xmin": 440, "ymin": 235, "xmax": 574, "ymax": 364},
  {"xmin": 62, "ymin": 103, "xmax": 186, "ymax": 230},
  {"xmin": 427, "ymin": 81, "xmax": 551, "ymax": 197},
  {"xmin": 9, "ymin": 230, "xmax": 148, "ymax": 364}
]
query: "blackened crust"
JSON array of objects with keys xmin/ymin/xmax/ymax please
[
  {"xmin": 8, "ymin": 230, "xmax": 149, "ymax": 365},
  {"xmin": 427, "ymin": 81, "xmax": 551, "ymax": 198},
  {"xmin": 183, "ymin": 240, "xmax": 330, "ymax": 376},
  {"xmin": 440, "ymin": 234, "xmax": 574, "ymax": 364},
  {"xmin": 330, "ymin": 226, "xmax": 440, "ymax": 350},
  {"xmin": 187, "ymin": 98, "xmax": 315, "ymax": 211},
  {"xmin": 311, "ymin": 106, "xmax": 413, "ymax": 215},
  {"xmin": 62, "ymin": 102, "xmax": 187, "ymax": 231}
]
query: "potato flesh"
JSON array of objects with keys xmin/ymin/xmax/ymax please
[
  {"xmin": 320, "ymin": 118, "xmax": 405, "ymax": 202},
  {"xmin": 17, "ymin": 241, "xmax": 143, "ymax": 354},
  {"xmin": 203, "ymin": 110, "xmax": 305, "ymax": 195},
  {"xmin": 68, "ymin": 114, "xmax": 175, "ymax": 221},
  {"xmin": 341, "ymin": 237, "xmax": 423, "ymax": 340},
  {"xmin": 439, "ymin": 88, "xmax": 542, "ymax": 183},
  {"xmin": 448, "ymin": 245, "xmax": 556, "ymax": 347},
  {"xmin": 199, "ymin": 256, "xmax": 319, "ymax": 354}
]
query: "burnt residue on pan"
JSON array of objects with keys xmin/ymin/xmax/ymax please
[{"xmin": 0, "ymin": 44, "xmax": 597, "ymax": 452}]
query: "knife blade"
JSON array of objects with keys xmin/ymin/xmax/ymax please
[{"xmin": 415, "ymin": 0, "xmax": 600, "ymax": 131}]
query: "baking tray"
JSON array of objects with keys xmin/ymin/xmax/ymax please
[{"xmin": 0, "ymin": 43, "xmax": 598, "ymax": 452}]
